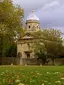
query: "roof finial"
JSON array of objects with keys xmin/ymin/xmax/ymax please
[{"xmin": 32, "ymin": 9, "xmax": 34, "ymax": 13}]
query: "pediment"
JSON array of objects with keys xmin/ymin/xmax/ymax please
[{"xmin": 20, "ymin": 32, "xmax": 36, "ymax": 40}]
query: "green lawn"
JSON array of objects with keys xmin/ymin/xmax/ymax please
[{"xmin": 0, "ymin": 66, "xmax": 64, "ymax": 85}]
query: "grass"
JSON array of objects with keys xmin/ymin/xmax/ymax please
[{"xmin": 0, "ymin": 65, "xmax": 64, "ymax": 85}]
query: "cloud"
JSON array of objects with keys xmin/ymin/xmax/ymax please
[
  {"xmin": 13, "ymin": 0, "xmax": 52, "ymax": 13},
  {"xmin": 35, "ymin": 0, "xmax": 64, "ymax": 32},
  {"xmin": 42, "ymin": 1, "xmax": 60, "ymax": 11},
  {"xmin": 13, "ymin": 0, "xmax": 64, "ymax": 32}
]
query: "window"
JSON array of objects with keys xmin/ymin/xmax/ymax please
[
  {"xmin": 37, "ymin": 25, "xmax": 39, "ymax": 28},
  {"xmin": 29, "ymin": 26, "xmax": 30, "ymax": 28},
  {"xmin": 26, "ymin": 53, "xmax": 30, "ymax": 59},
  {"xmin": 25, "ymin": 51, "xmax": 30, "ymax": 59},
  {"xmin": 28, "ymin": 43, "xmax": 30, "ymax": 47},
  {"xmin": 17, "ymin": 52, "xmax": 22, "ymax": 58}
]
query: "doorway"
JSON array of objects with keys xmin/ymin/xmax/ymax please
[{"xmin": 25, "ymin": 51, "xmax": 31, "ymax": 59}]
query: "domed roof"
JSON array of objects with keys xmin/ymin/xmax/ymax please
[{"xmin": 26, "ymin": 10, "xmax": 39, "ymax": 21}]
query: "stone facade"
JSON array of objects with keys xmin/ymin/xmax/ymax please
[
  {"xmin": 26, "ymin": 20, "xmax": 40, "ymax": 31},
  {"xmin": 17, "ymin": 10, "xmax": 40, "ymax": 65},
  {"xmin": 17, "ymin": 10, "xmax": 64, "ymax": 65}
]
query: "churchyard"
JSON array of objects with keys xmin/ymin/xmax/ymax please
[{"xmin": 0, "ymin": 66, "xmax": 64, "ymax": 85}]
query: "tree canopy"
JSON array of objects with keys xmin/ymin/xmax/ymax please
[
  {"xmin": 33, "ymin": 28, "xmax": 64, "ymax": 65},
  {"xmin": 0, "ymin": 0, "xmax": 24, "ymax": 58},
  {"xmin": 0, "ymin": 0, "xmax": 24, "ymax": 39}
]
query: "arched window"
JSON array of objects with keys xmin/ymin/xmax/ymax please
[
  {"xmin": 17, "ymin": 52, "xmax": 22, "ymax": 58},
  {"xmin": 37, "ymin": 25, "xmax": 39, "ymax": 28},
  {"xmin": 29, "ymin": 26, "xmax": 30, "ymax": 28},
  {"xmin": 27, "ymin": 43, "xmax": 30, "ymax": 48}
]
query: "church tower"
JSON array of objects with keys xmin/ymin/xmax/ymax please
[
  {"xmin": 17, "ymin": 10, "xmax": 40, "ymax": 65},
  {"xmin": 26, "ymin": 10, "xmax": 40, "ymax": 32}
]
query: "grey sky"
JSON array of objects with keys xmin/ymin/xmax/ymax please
[{"xmin": 13, "ymin": 0, "xmax": 64, "ymax": 32}]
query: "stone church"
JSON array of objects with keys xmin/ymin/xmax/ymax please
[
  {"xmin": 17, "ymin": 10, "xmax": 64, "ymax": 66},
  {"xmin": 17, "ymin": 10, "xmax": 41, "ymax": 65}
]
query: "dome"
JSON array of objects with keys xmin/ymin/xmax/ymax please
[{"xmin": 26, "ymin": 10, "xmax": 39, "ymax": 21}]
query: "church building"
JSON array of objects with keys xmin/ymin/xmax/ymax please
[{"xmin": 17, "ymin": 10, "xmax": 41, "ymax": 65}]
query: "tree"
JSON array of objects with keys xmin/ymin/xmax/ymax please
[
  {"xmin": 33, "ymin": 28, "xmax": 63, "ymax": 65},
  {"xmin": 0, "ymin": 0, "xmax": 24, "ymax": 39},
  {"xmin": 0, "ymin": 0, "xmax": 24, "ymax": 58},
  {"xmin": 42, "ymin": 29, "xmax": 63, "ymax": 65},
  {"xmin": 34, "ymin": 42, "xmax": 48, "ymax": 65},
  {"xmin": 5, "ymin": 43, "xmax": 17, "ymax": 57}
]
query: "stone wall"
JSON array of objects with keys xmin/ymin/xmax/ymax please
[
  {"xmin": 0, "ymin": 57, "xmax": 64, "ymax": 65},
  {"xmin": 0, "ymin": 57, "xmax": 20, "ymax": 65},
  {"xmin": 54, "ymin": 58, "xmax": 64, "ymax": 65},
  {"xmin": 0, "ymin": 57, "xmax": 39, "ymax": 65},
  {"xmin": 20, "ymin": 58, "xmax": 39, "ymax": 65},
  {"xmin": 20, "ymin": 58, "xmax": 64, "ymax": 65}
]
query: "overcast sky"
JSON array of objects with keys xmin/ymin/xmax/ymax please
[{"xmin": 13, "ymin": 0, "xmax": 64, "ymax": 33}]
